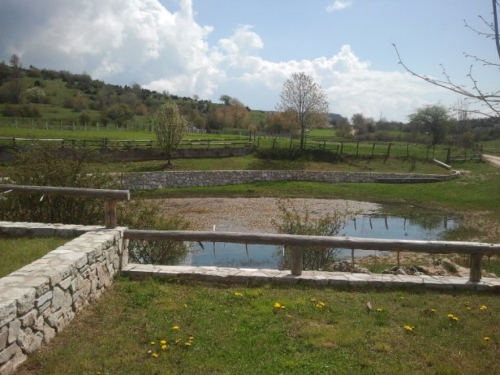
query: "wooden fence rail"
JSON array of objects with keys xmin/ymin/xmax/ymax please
[
  {"xmin": 123, "ymin": 229, "xmax": 500, "ymax": 282},
  {"xmin": 0, "ymin": 184, "xmax": 130, "ymax": 228}
]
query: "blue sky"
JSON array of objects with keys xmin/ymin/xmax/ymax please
[{"xmin": 0, "ymin": 0, "xmax": 496, "ymax": 121}]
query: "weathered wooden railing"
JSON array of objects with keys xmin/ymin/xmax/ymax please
[
  {"xmin": 0, "ymin": 184, "xmax": 130, "ymax": 228},
  {"xmin": 123, "ymin": 230, "xmax": 500, "ymax": 282}
]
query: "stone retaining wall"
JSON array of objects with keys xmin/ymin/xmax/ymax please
[
  {"xmin": 122, "ymin": 170, "xmax": 460, "ymax": 190},
  {"xmin": 0, "ymin": 223, "xmax": 125, "ymax": 375}
]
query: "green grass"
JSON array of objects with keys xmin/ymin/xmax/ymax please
[
  {"xmin": 75, "ymin": 154, "xmax": 449, "ymax": 174},
  {"xmin": 15, "ymin": 277, "xmax": 500, "ymax": 375},
  {"xmin": 0, "ymin": 236, "xmax": 70, "ymax": 277}
]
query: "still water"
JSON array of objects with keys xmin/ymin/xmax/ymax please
[{"xmin": 179, "ymin": 215, "xmax": 458, "ymax": 269}]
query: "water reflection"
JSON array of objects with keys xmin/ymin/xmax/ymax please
[{"xmin": 178, "ymin": 215, "xmax": 458, "ymax": 269}]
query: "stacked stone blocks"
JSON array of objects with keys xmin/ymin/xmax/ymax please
[
  {"xmin": 0, "ymin": 223, "xmax": 125, "ymax": 375},
  {"xmin": 122, "ymin": 170, "xmax": 460, "ymax": 190}
]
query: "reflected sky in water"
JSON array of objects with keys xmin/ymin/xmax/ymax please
[{"xmin": 180, "ymin": 215, "xmax": 458, "ymax": 269}]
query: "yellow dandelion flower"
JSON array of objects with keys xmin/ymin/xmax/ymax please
[
  {"xmin": 484, "ymin": 337, "xmax": 490, "ymax": 341},
  {"xmin": 274, "ymin": 302, "xmax": 281, "ymax": 308},
  {"xmin": 234, "ymin": 292, "xmax": 243, "ymax": 296},
  {"xmin": 316, "ymin": 304, "xmax": 322, "ymax": 308},
  {"xmin": 480, "ymin": 305, "xmax": 487, "ymax": 310},
  {"xmin": 466, "ymin": 307, "xmax": 472, "ymax": 310},
  {"xmin": 175, "ymin": 339, "xmax": 182, "ymax": 344},
  {"xmin": 161, "ymin": 345, "xmax": 168, "ymax": 350},
  {"xmin": 447, "ymin": 314, "xmax": 454, "ymax": 318},
  {"xmin": 400, "ymin": 296, "xmax": 404, "ymax": 299},
  {"xmin": 152, "ymin": 353, "xmax": 158, "ymax": 358},
  {"xmin": 310, "ymin": 298, "xmax": 317, "ymax": 302},
  {"xmin": 173, "ymin": 326, "xmax": 179, "ymax": 330},
  {"xmin": 280, "ymin": 305, "xmax": 286, "ymax": 309},
  {"xmin": 286, "ymin": 314, "xmax": 292, "ymax": 318},
  {"xmin": 184, "ymin": 342, "xmax": 192, "ymax": 346},
  {"xmin": 404, "ymin": 325, "xmax": 413, "ymax": 331},
  {"xmin": 150, "ymin": 341, "xmax": 156, "ymax": 345},
  {"xmin": 184, "ymin": 304, "xmax": 188, "ymax": 307},
  {"xmin": 160, "ymin": 340, "xmax": 166, "ymax": 344},
  {"xmin": 189, "ymin": 336, "xmax": 195, "ymax": 340},
  {"xmin": 319, "ymin": 302, "xmax": 325, "ymax": 306},
  {"xmin": 430, "ymin": 309, "xmax": 436, "ymax": 312},
  {"xmin": 377, "ymin": 308, "xmax": 384, "ymax": 312},
  {"xmin": 452, "ymin": 317, "xmax": 459, "ymax": 321}
]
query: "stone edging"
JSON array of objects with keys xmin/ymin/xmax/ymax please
[
  {"xmin": 122, "ymin": 264, "xmax": 500, "ymax": 291},
  {"xmin": 121, "ymin": 169, "xmax": 460, "ymax": 190},
  {"xmin": 0, "ymin": 223, "xmax": 125, "ymax": 375}
]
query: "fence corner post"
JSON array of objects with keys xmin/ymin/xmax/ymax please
[
  {"xmin": 469, "ymin": 253, "xmax": 482, "ymax": 282},
  {"xmin": 290, "ymin": 246, "xmax": 303, "ymax": 276},
  {"xmin": 105, "ymin": 199, "xmax": 117, "ymax": 228}
]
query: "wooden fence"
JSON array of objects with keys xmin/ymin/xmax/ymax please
[
  {"xmin": 0, "ymin": 137, "xmax": 253, "ymax": 150},
  {"xmin": 123, "ymin": 229, "xmax": 500, "ymax": 282},
  {"xmin": 0, "ymin": 184, "xmax": 130, "ymax": 228}
]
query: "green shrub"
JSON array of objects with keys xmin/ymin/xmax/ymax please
[
  {"xmin": 118, "ymin": 198, "xmax": 191, "ymax": 265},
  {"xmin": 271, "ymin": 199, "xmax": 352, "ymax": 270},
  {"xmin": 0, "ymin": 145, "xmax": 118, "ymax": 224}
]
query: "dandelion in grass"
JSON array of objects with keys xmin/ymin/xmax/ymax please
[
  {"xmin": 310, "ymin": 298, "xmax": 317, "ymax": 302},
  {"xmin": 447, "ymin": 314, "xmax": 454, "ymax": 318},
  {"xmin": 452, "ymin": 316, "xmax": 459, "ymax": 321},
  {"xmin": 161, "ymin": 345, "xmax": 168, "ymax": 350},
  {"xmin": 173, "ymin": 326, "xmax": 179, "ymax": 330},
  {"xmin": 152, "ymin": 353, "xmax": 158, "ymax": 358},
  {"xmin": 286, "ymin": 314, "xmax": 293, "ymax": 318},
  {"xmin": 274, "ymin": 302, "xmax": 281, "ymax": 308},
  {"xmin": 234, "ymin": 292, "xmax": 243, "ymax": 297},
  {"xmin": 175, "ymin": 339, "xmax": 182, "ymax": 344},
  {"xmin": 480, "ymin": 305, "xmax": 487, "ymax": 310},
  {"xmin": 404, "ymin": 325, "xmax": 414, "ymax": 332},
  {"xmin": 189, "ymin": 336, "xmax": 195, "ymax": 340},
  {"xmin": 150, "ymin": 341, "xmax": 156, "ymax": 345},
  {"xmin": 376, "ymin": 308, "xmax": 384, "ymax": 312},
  {"xmin": 184, "ymin": 304, "xmax": 188, "ymax": 308},
  {"xmin": 484, "ymin": 337, "xmax": 490, "ymax": 341},
  {"xmin": 184, "ymin": 342, "xmax": 192, "ymax": 346},
  {"xmin": 160, "ymin": 340, "xmax": 166, "ymax": 344},
  {"xmin": 430, "ymin": 309, "xmax": 436, "ymax": 312}
]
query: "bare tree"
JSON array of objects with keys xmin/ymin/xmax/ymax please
[
  {"xmin": 393, "ymin": 0, "xmax": 500, "ymax": 118},
  {"xmin": 276, "ymin": 72, "xmax": 329, "ymax": 149},
  {"xmin": 153, "ymin": 102, "xmax": 188, "ymax": 166}
]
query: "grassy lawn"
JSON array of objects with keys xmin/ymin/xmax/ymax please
[
  {"xmin": 16, "ymin": 277, "xmax": 500, "ymax": 375},
  {"xmin": 77, "ymin": 154, "xmax": 450, "ymax": 174},
  {"xmin": 0, "ymin": 236, "xmax": 70, "ymax": 277}
]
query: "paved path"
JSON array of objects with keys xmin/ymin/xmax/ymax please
[
  {"xmin": 122, "ymin": 264, "xmax": 500, "ymax": 291},
  {"xmin": 483, "ymin": 154, "xmax": 500, "ymax": 167}
]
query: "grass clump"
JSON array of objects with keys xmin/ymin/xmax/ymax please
[{"xmin": 15, "ymin": 278, "xmax": 500, "ymax": 375}]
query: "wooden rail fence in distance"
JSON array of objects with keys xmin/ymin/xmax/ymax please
[
  {"xmin": 124, "ymin": 229, "xmax": 500, "ymax": 282},
  {"xmin": 0, "ymin": 184, "xmax": 130, "ymax": 228}
]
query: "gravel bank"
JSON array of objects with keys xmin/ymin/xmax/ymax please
[{"xmin": 157, "ymin": 198, "xmax": 381, "ymax": 233}]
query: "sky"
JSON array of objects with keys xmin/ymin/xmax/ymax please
[{"xmin": 0, "ymin": 0, "xmax": 497, "ymax": 122}]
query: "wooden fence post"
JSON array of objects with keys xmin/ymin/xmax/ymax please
[
  {"xmin": 105, "ymin": 199, "xmax": 117, "ymax": 229},
  {"xmin": 290, "ymin": 246, "xmax": 303, "ymax": 276},
  {"xmin": 469, "ymin": 253, "xmax": 482, "ymax": 282}
]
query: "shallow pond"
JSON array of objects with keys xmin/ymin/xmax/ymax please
[{"xmin": 179, "ymin": 214, "xmax": 458, "ymax": 269}]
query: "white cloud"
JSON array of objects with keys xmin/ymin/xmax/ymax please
[
  {"xmin": 326, "ymin": 1, "xmax": 353, "ymax": 13},
  {"xmin": 0, "ymin": 0, "xmax": 448, "ymax": 121}
]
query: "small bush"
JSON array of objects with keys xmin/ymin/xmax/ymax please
[
  {"xmin": 119, "ymin": 199, "xmax": 191, "ymax": 265},
  {"xmin": 271, "ymin": 199, "xmax": 352, "ymax": 270},
  {"xmin": 0, "ymin": 145, "xmax": 118, "ymax": 224}
]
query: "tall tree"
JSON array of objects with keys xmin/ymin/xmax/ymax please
[
  {"xmin": 276, "ymin": 72, "xmax": 329, "ymax": 149},
  {"xmin": 408, "ymin": 104, "xmax": 450, "ymax": 145},
  {"xmin": 153, "ymin": 102, "xmax": 188, "ymax": 166}
]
